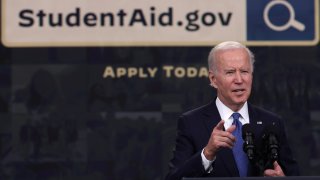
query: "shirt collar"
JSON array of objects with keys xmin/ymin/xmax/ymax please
[{"xmin": 215, "ymin": 97, "xmax": 250, "ymax": 130}]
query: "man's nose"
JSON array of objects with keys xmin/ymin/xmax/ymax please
[{"xmin": 234, "ymin": 71, "xmax": 243, "ymax": 83}]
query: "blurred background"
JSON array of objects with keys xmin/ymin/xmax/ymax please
[{"xmin": 1, "ymin": 0, "xmax": 320, "ymax": 179}]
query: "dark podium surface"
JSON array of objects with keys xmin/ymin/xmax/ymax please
[{"xmin": 183, "ymin": 177, "xmax": 320, "ymax": 180}]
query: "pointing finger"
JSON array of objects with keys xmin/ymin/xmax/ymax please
[{"xmin": 214, "ymin": 120, "xmax": 225, "ymax": 131}]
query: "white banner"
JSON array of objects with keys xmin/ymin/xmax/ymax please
[{"xmin": 1, "ymin": 0, "xmax": 318, "ymax": 47}]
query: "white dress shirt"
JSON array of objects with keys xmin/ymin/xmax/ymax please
[{"xmin": 201, "ymin": 97, "xmax": 250, "ymax": 172}]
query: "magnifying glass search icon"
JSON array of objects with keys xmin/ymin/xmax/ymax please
[{"xmin": 264, "ymin": 0, "xmax": 305, "ymax": 31}]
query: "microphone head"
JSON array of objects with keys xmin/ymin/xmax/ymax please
[
  {"xmin": 242, "ymin": 123, "xmax": 255, "ymax": 160},
  {"xmin": 263, "ymin": 122, "xmax": 280, "ymax": 161},
  {"xmin": 242, "ymin": 123, "xmax": 254, "ymax": 139}
]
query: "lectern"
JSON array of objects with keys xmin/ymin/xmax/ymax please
[{"xmin": 183, "ymin": 176, "xmax": 319, "ymax": 180}]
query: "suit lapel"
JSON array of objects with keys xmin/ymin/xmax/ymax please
[
  {"xmin": 248, "ymin": 104, "xmax": 265, "ymax": 145},
  {"xmin": 202, "ymin": 100, "xmax": 221, "ymax": 134}
]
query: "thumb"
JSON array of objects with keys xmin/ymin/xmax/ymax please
[
  {"xmin": 273, "ymin": 161, "xmax": 285, "ymax": 176},
  {"xmin": 274, "ymin": 161, "xmax": 281, "ymax": 170},
  {"xmin": 214, "ymin": 120, "xmax": 225, "ymax": 131}
]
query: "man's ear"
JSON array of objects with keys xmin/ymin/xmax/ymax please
[{"xmin": 209, "ymin": 71, "xmax": 217, "ymax": 88}]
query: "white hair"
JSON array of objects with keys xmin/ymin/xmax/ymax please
[{"xmin": 208, "ymin": 41, "xmax": 255, "ymax": 74}]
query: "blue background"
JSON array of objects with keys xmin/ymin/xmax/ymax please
[{"xmin": 247, "ymin": 0, "xmax": 315, "ymax": 41}]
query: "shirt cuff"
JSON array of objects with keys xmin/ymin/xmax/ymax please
[{"xmin": 201, "ymin": 148, "xmax": 215, "ymax": 173}]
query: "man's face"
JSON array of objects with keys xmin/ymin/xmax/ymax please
[{"xmin": 209, "ymin": 48, "xmax": 253, "ymax": 111}]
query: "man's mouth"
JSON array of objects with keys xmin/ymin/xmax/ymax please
[{"xmin": 232, "ymin": 89, "xmax": 245, "ymax": 93}]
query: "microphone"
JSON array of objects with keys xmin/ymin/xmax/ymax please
[
  {"xmin": 242, "ymin": 123, "xmax": 255, "ymax": 161},
  {"xmin": 263, "ymin": 123, "xmax": 280, "ymax": 161}
]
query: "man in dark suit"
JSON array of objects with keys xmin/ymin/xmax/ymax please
[{"xmin": 166, "ymin": 41, "xmax": 299, "ymax": 179}]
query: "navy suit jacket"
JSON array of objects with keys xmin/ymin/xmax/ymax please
[{"xmin": 166, "ymin": 101, "xmax": 299, "ymax": 180}]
